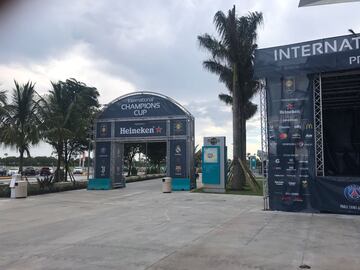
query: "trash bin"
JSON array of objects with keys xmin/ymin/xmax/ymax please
[
  {"xmin": 9, "ymin": 174, "xmax": 27, "ymax": 199},
  {"xmin": 162, "ymin": 177, "xmax": 172, "ymax": 193}
]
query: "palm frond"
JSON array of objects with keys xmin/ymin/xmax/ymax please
[
  {"xmin": 203, "ymin": 60, "xmax": 233, "ymax": 90},
  {"xmin": 0, "ymin": 90, "xmax": 6, "ymax": 104},
  {"xmin": 244, "ymin": 101, "xmax": 258, "ymax": 120},
  {"xmin": 219, "ymin": 93, "xmax": 233, "ymax": 105},
  {"xmin": 197, "ymin": 34, "xmax": 228, "ymax": 60}
]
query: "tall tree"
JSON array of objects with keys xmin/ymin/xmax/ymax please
[
  {"xmin": 0, "ymin": 81, "xmax": 41, "ymax": 172},
  {"xmin": 0, "ymin": 90, "xmax": 7, "ymax": 146},
  {"xmin": 0, "ymin": 90, "xmax": 6, "ymax": 104},
  {"xmin": 146, "ymin": 142, "xmax": 166, "ymax": 173},
  {"xmin": 62, "ymin": 79, "xmax": 99, "ymax": 180},
  {"xmin": 198, "ymin": 6, "xmax": 263, "ymax": 189},
  {"xmin": 0, "ymin": 90, "xmax": 7, "ymax": 121},
  {"xmin": 42, "ymin": 78, "xmax": 99, "ymax": 181},
  {"xmin": 124, "ymin": 143, "xmax": 145, "ymax": 176}
]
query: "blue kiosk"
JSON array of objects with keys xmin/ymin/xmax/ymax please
[{"xmin": 202, "ymin": 136, "xmax": 227, "ymax": 193}]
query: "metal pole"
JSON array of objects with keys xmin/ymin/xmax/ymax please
[{"xmin": 260, "ymin": 79, "xmax": 269, "ymax": 210}]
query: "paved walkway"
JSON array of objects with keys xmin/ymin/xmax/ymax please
[{"xmin": 0, "ymin": 179, "xmax": 359, "ymax": 270}]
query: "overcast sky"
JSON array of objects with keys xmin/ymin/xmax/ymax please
[{"xmin": 0, "ymin": 0, "xmax": 360, "ymax": 158}]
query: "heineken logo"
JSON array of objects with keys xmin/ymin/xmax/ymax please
[
  {"xmin": 115, "ymin": 120, "xmax": 166, "ymax": 137},
  {"xmin": 119, "ymin": 126, "xmax": 163, "ymax": 135}
]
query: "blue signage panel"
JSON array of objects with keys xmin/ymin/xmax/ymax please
[
  {"xmin": 115, "ymin": 121, "xmax": 167, "ymax": 137},
  {"xmin": 113, "ymin": 143, "xmax": 124, "ymax": 187},
  {"xmin": 95, "ymin": 142, "xmax": 111, "ymax": 179},
  {"xmin": 255, "ymin": 34, "xmax": 360, "ymax": 77},
  {"xmin": 202, "ymin": 146, "xmax": 220, "ymax": 185},
  {"xmin": 99, "ymin": 94, "xmax": 186, "ymax": 119},
  {"xmin": 96, "ymin": 122, "xmax": 112, "ymax": 138},
  {"xmin": 250, "ymin": 156, "xmax": 257, "ymax": 171},
  {"xmin": 170, "ymin": 119, "xmax": 187, "ymax": 136},
  {"xmin": 170, "ymin": 140, "xmax": 187, "ymax": 178}
]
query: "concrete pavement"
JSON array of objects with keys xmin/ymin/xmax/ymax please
[{"xmin": 0, "ymin": 179, "xmax": 359, "ymax": 270}]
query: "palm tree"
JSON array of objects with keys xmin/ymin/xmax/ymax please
[
  {"xmin": 0, "ymin": 90, "xmax": 7, "ymax": 146},
  {"xmin": 198, "ymin": 6, "xmax": 263, "ymax": 190},
  {"xmin": 0, "ymin": 90, "xmax": 7, "ymax": 120},
  {"xmin": 42, "ymin": 81, "xmax": 74, "ymax": 181},
  {"xmin": 42, "ymin": 79, "xmax": 99, "ymax": 181},
  {"xmin": 0, "ymin": 81, "xmax": 41, "ymax": 173},
  {"xmin": 0, "ymin": 90, "xmax": 6, "ymax": 104}
]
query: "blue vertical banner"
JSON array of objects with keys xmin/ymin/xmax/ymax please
[
  {"xmin": 95, "ymin": 142, "xmax": 111, "ymax": 179},
  {"xmin": 113, "ymin": 142, "xmax": 125, "ymax": 187},
  {"xmin": 170, "ymin": 140, "xmax": 187, "ymax": 179},
  {"xmin": 96, "ymin": 122, "xmax": 112, "ymax": 138},
  {"xmin": 170, "ymin": 119, "xmax": 187, "ymax": 136}
]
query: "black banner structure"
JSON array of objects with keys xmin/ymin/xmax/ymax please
[
  {"xmin": 93, "ymin": 92, "xmax": 195, "ymax": 190},
  {"xmin": 255, "ymin": 34, "xmax": 360, "ymax": 214},
  {"xmin": 266, "ymin": 75, "xmax": 316, "ymax": 212}
]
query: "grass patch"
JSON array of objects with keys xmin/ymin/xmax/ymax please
[{"xmin": 226, "ymin": 183, "xmax": 263, "ymax": 196}]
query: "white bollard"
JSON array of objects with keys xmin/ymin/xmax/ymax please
[
  {"xmin": 9, "ymin": 174, "xmax": 26, "ymax": 199},
  {"xmin": 162, "ymin": 177, "xmax": 172, "ymax": 193}
]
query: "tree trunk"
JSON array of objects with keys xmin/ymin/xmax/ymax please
[
  {"xmin": 56, "ymin": 141, "xmax": 63, "ymax": 181},
  {"xmin": 64, "ymin": 142, "xmax": 68, "ymax": 182},
  {"xmin": 241, "ymin": 113, "xmax": 247, "ymax": 161},
  {"xmin": 19, "ymin": 149, "xmax": 24, "ymax": 173},
  {"xmin": 240, "ymin": 101, "xmax": 247, "ymax": 189},
  {"xmin": 241, "ymin": 115, "xmax": 247, "ymax": 186},
  {"xmin": 127, "ymin": 154, "xmax": 134, "ymax": 177},
  {"xmin": 230, "ymin": 63, "xmax": 245, "ymax": 190},
  {"xmin": 127, "ymin": 162, "xmax": 131, "ymax": 177}
]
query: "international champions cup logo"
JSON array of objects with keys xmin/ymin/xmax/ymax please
[{"xmin": 344, "ymin": 184, "xmax": 360, "ymax": 203}]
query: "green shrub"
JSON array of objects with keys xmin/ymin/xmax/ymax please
[
  {"xmin": 146, "ymin": 167, "xmax": 159, "ymax": 174},
  {"xmin": 0, "ymin": 184, "xmax": 10, "ymax": 197},
  {"xmin": 37, "ymin": 175, "xmax": 54, "ymax": 190},
  {"xmin": 130, "ymin": 167, "xmax": 138, "ymax": 176},
  {"xmin": 0, "ymin": 181, "xmax": 87, "ymax": 197}
]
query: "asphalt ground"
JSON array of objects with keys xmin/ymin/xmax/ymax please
[{"xmin": 0, "ymin": 179, "xmax": 359, "ymax": 270}]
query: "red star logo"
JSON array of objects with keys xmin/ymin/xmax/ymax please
[
  {"xmin": 155, "ymin": 126, "xmax": 163, "ymax": 133},
  {"xmin": 286, "ymin": 103, "xmax": 295, "ymax": 110}
]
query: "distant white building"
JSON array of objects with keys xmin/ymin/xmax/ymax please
[{"xmin": 299, "ymin": 0, "xmax": 360, "ymax": 7}]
